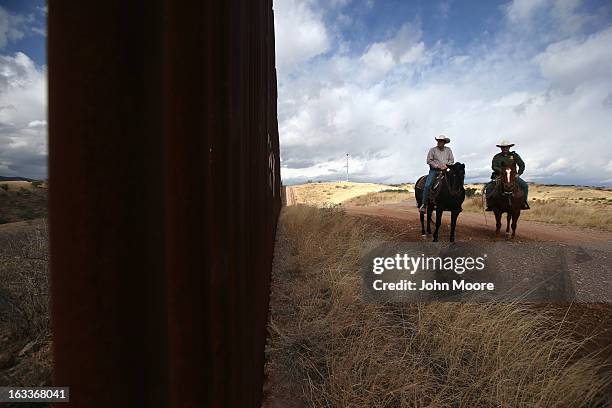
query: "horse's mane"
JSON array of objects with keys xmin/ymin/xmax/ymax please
[
  {"xmin": 445, "ymin": 163, "xmax": 465, "ymax": 195},
  {"xmin": 448, "ymin": 162, "xmax": 465, "ymax": 174}
]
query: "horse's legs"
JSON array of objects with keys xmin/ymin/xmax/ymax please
[
  {"xmin": 426, "ymin": 207, "xmax": 433, "ymax": 235},
  {"xmin": 432, "ymin": 208, "xmax": 443, "ymax": 242},
  {"xmin": 494, "ymin": 211, "xmax": 502, "ymax": 238},
  {"xmin": 450, "ymin": 210, "xmax": 459, "ymax": 242},
  {"xmin": 511, "ymin": 210, "xmax": 520, "ymax": 238},
  {"xmin": 420, "ymin": 211, "xmax": 426, "ymax": 236},
  {"xmin": 506, "ymin": 213, "xmax": 511, "ymax": 235}
]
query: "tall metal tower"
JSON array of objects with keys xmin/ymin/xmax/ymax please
[{"xmin": 345, "ymin": 153, "xmax": 349, "ymax": 182}]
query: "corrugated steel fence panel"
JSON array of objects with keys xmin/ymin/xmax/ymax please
[{"xmin": 49, "ymin": 1, "xmax": 281, "ymax": 406}]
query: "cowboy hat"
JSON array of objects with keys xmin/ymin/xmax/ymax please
[
  {"xmin": 435, "ymin": 135, "xmax": 450, "ymax": 143},
  {"xmin": 496, "ymin": 139, "xmax": 515, "ymax": 148}
]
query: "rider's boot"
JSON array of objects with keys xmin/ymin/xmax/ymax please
[
  {"xmin": 522, "ymin": 199, "xmax": 530, "ymax": 210},
  {"xmin": 485, "ymin": 197, "xmax": 493, "ymax": 211},
  {"xmin": 418, "ymin": 204, "xmax": 426, "ymax": 213}
]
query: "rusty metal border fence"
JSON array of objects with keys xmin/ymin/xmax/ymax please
[{"xmin": 48, "ymin": 1, "xmax": 281, "ymax": 406}]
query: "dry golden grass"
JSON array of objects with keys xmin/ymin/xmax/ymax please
[
  {"xmin": 314, "ymin": 181, "xmax": 612, "ymax": 231},
  {"xmin": 0, "ymin": 181, "xmax": 35, "ymax": 191},
  {"xmin": 0, "ymin": 219, "xmax": 52, "ymax": 387},
  {"xmin": 288, "ymin": 182, "xmax": 405, "ymax": 206},
  {"xmin": 520, "ymin": 199, "xmax": 612, "ymax": 231},
  {"xmin": 0, "ymin": 181, "xmax": 48, "ymax": 224},
  {"xmin": 267, "ymin": 205, "xmax": 612, "ymax": 407},
  {"xmin": 463, "ymin": 195, "xmax": 612, "ymax": 231},
  {"xmin": 342, "ymin": 190, "xmax": 412, "ymax": 207}
]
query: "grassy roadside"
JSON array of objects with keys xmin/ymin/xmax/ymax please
[
  {"xmin": 0, "ymin": 182, "xmax": 48, "ymax": 225},
  {"xmin": 463, "ymin": 196, "xmax": 612, "ymax": 232},
  {"xmin": 0, "ymin": 220, "xmax": 52, "ymax": 390},
  {"xmin": 287, "ymin": 182, "xmax": 407, "ymax": 207},
  {"xmin": 265, "ymin": 205, "xmax": 612, "ymax": 407},
  {"xmin": 342, "ymin": 190, "xmax": 412, "ymax": 207}
]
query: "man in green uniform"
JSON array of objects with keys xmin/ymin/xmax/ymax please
[{"xmin": 485, "ymin": 140, "xmax": 529, "ymax": 210}]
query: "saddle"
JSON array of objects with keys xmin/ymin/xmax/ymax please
[
  {"xmin": 486, "ymin": 177, "xmax": 501, "ymax": 199},
  {"xmin": 416, "ymin": 171, "xmax": 445, "ymax": 201}
]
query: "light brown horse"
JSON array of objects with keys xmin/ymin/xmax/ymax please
[{"xmin": 489, "ymin": 164, "xmax": 523, "ymax": 238}]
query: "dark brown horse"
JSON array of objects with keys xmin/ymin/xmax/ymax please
[
  {"xmin": 415, "ymin": 163, "xmax": 466, "ymax": 242},
  {"xmin": 489, "ymin": 164, "xmax": 523, "ymax": 238}
]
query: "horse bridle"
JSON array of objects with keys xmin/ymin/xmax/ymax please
[
  {"xmin": 497, "ymin": 167, "xmax": 517, "ymax": 205},
  {"xmin": 444, "ymin": 169, "xmax": 464, "ymax": 197}
]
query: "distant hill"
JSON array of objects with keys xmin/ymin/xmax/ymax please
[{"xmin": 0, "ymin": 176, "xmax": 34, "ymax": 182}]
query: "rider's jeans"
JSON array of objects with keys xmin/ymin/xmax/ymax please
[
  {"xmin": 422, "ymin": 168, "xmax": 438, "ymax": 204},
  {"xmin": 516, "ymin": 177, "xmax": 528, "ymax": 201}
]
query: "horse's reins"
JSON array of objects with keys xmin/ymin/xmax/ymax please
[
  {"xmin": 483, "ymin": 170, "xmax": 518, "ymax": 223},
  {"xmin": 444, "ymin": 171, "xmax": 463, "ymax": 198}
]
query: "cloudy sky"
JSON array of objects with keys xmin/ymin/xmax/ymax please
[
  {"xmin": 0, "ymin": 1, "xmax": 611, "ymax": 185},
  {"xmin": 274, "ymin": 0, "xmax": 612, "ymax": 186},
  {"xmin": 0, "ymin": 0, "xmax": 46, "ymax": 179}
]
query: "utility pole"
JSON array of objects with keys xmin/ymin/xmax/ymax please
[{"xmin": 345, "ymin": 153, "xmax": 349, "ymax": 182}]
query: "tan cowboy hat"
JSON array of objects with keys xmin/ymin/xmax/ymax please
[
  {"xmin": 435, "ymin": 135, "xmax": 450, "ymax": 143},
  {"xmin": 496, "ymin": 139, "xmax": 515, "ymax": 148}
]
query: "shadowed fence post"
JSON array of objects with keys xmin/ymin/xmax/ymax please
[
  {"xmin": 49, "ymin": 0, "xmax": 280, "ymax": 406},
  {"xmin": 48, "ymin": 1, "xmax": 167, "ymax": 406}
]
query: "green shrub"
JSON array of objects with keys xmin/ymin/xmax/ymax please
[{"xmin": 465, "ymin": 187, "xmax": 479, "ymax": 197}]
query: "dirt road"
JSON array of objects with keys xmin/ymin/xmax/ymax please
[
  {"xmin": 343, "ymin": 201, "xmax": 612, "ymax": 302},
  {"xmin": 345, "ymin": 201, "xmax": 612, "ymax": 250}
]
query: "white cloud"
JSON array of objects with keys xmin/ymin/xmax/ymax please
[
  {"xmin": 276, "ymin": 0, "xmax": 612, "ymax": 186},
  {"xmin": 358, "ymin": 22, "xmax": 427, "ymax": 82},
  {"xmin": 0, "ymin": 52, "xmax": 47, "ymax": 178},
  {"xmin": 273, "ymin": 0, "xmax": 330, "ymax": 76},
  {"xmin": 504, "ymin": 0, "xmax": 595, "ymax": 38},
  {"xmin": 27, "ymin": 119, "xmax": 46, "ymax": 128},
  {"xmin": 535, "ymin": 27, "xmax": 612, "ymax": 92},
  {"xmin": 360, "ymin": 43, "xmax": 395, "ymax": 79},
  {"xmin": 31, "ymin": 26, "xmax": 46, "ymax": 37},
  {"xmin": 505, "ymin": 0, "xmax": 550, "ymax": 23},
  {"xmin": 0, "ymin": 6, "xmax": 28, "ymax": 48}
]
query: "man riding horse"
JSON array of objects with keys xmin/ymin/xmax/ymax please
[
  {"xmin": 419, "ymin": 135, "xmax": 454, "ymax": 213},
  {"xmin": 485, "ymin": 139, "xmax": 530, "ymax": 210}
]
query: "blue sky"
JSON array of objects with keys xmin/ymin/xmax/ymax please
[
  {"xmin": 1, "ymin": 1, "xmax": 612, "ymax": 185},
  {"xmin": 0, "ymin": 0, "xmax": 45, "ymax": 64},
  {"xmin": 274, "ymin": 0, "xmax": 612, "ymax": 186},
  {"xmin": 325, "ymin": 1, "xmax": 507, "ymax": 55},
  {"xmin": 0, "ymin": 0, "xmax": 46, "ymax": 178}
]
